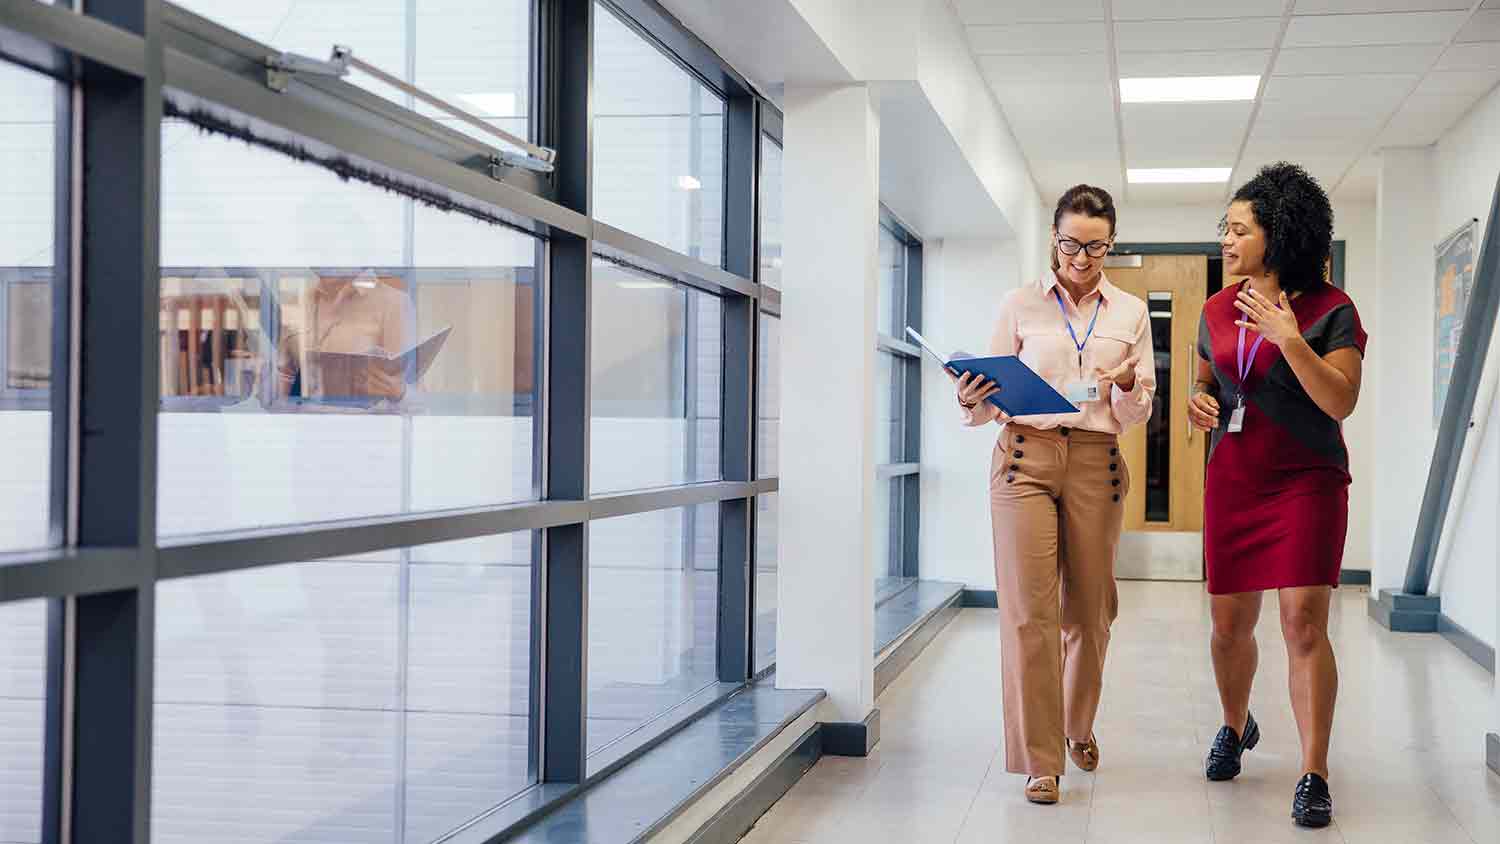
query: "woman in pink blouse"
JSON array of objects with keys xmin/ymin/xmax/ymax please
[{"xmin": 952, "ymin": 185, "xmax": 1155, "ymax": 804}]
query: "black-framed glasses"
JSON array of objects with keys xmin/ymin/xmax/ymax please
[{"xmin": 1056, "ymin": 234, "xmax": 1111, "ymax": 258}]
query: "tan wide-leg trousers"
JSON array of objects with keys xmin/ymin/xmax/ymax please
[{"xmin": 991, "ymin": 423, "xmax": 1127, "ymax": 776}]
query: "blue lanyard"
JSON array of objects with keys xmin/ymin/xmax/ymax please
[{"xmin": 1054, "ymin": 289, "xmax": 1103, "ymax": 369}]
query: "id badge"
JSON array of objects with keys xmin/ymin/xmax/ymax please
[
  {"xmin": 1065, "ymin": 381, "xmax": 1100, "ymax": 404},
  {"xmin": 1228, "ymin": 401, "xmax": 1246, "ymax": 433}
]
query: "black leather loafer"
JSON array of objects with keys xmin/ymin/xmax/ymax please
[
  {"xmin": 1292, "ymin": 772, "xmax": 1333, "ymax": 828},
  {"xmin": 1205, "ymin": 711, "xmax": 1259, "ymax": 781}
]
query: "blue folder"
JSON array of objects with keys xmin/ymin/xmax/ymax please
[{"xmin": 943, "ymin": 355, "xmax": 1079, "ymax": 417}]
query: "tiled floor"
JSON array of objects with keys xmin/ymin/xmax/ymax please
[{"xmin": 744, "ymin": 582, "xmax": 1499, "ymax": 844}]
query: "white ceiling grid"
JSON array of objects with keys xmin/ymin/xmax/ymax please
[{"xmin": 958, "ymin": 0, "xmax": 1500, "ymax": 204}]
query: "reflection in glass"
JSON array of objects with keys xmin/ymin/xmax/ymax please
[
  {"xmin": 587, "ymin": 505, "xmax": 718, "ymax": 764},
  {"xmin": 593, "ymin": 1, "xmax": 725, "ymax": 263},
  {"xmin": 153, "ymin": 534, "xmax": 534, "ymax": 844},
  {"xmin": 0, "ymin": 600, "xmax": 46, "ymax": 844},
  {"xmin": 878, "ymin": 224, "xmax": 907, "ymax": 337},
  {"xmin": 876, "ymin": 351, "xmax": 905, "ymax": 463},
  {"xmin": 1146, "ymin": 292, "xmax": 1172, "ymax": 523},
  {"xmin": 753, "ymin": 493, "xmax": 778, "ymax": 674},
  {"xmin": 590, "ymin": 260, "xmax": 722, "ymax": 494},
  {"xmin": 0, "ymin": 61, "xmax": 56, "ymax": 553},
  {"xmin": 757, "ymin": 314, "xmax": 780, "ymax": 479},
  {"xmin": 170, "ymin": 1, "xmax": 533, "ymax": 152},
  {"xmin": 157, "ymin": 124, "xmax": 541, "ymax": 536},
  {"xmin": 874, "ymin": 478, "xmax": 903, "ymax": 583},
  {"xmin": 759, "ymin": 138, "xmax": 783, "ymax": 290}
]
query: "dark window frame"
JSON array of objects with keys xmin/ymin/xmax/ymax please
[{"xmin": 0, "ymin": 0, "xmax": 783, "ymax": 841}]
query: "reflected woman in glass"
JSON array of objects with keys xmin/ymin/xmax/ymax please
[
  {"xmin": 276, "ymin": 272, "xmax": 416, "ymax": 405},
  {"xmin": 1189, "ymin": 162, "xmax": 1366, "ymax": 828}
]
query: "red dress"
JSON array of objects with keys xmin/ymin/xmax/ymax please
[{"xmin": 1198, "ymin": 283, "xmax": 1368, "ymax": 595}]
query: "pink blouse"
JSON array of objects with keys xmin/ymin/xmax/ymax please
[{"xmin": 959, "ymin": 272, "xmax": 1155, "ymax": 434}]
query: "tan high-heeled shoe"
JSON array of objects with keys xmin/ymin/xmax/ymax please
[
  {"xmin": 1068, "ymin": 734, "xmax": 1100, "ymax": 772},
  {"xmin": 1025, "ymin": 775, "xmax": 1060, "ymax": 804}
]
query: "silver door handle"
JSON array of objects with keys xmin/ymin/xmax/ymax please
[{"xmin": 1186, "ymin": 344, "xmax": 1194, "ymax": 444}]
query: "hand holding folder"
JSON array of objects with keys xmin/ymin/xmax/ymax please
[{"xmin": 906, "ymin": 327, "xmax": 1078, "ymax": 418}]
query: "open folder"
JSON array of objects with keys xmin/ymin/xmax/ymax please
[
  {"xmin": 906, "ymin": 327, "xmax": 1078, "ymax": 418},
  {"xmin": 306, "ymin": 325, "xmax": 453, "ymax": 397}
]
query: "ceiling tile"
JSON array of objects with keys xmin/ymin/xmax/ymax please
[
  {"xmin": 1435, "ymin": 43, "xmax": 1500, "ymax": 71},
  {"xmin": 1456, "ymin": 11, "xmax": 1500, "ymax": 42},
  {"xmin": 1249, "ymin": 115, "xmax": 1386, "ymax": 142},
  {"xmin": 979, "ymin": 53, "xmax": 1110, "ymax": 82},
  {"xmin": 1260, "ymin": 73, "xmax": 1416, "ymax": 116},
  {"xmin": 1334, "ymin": 155, "xmax": 1380, "ymax": 201},
  {"xmin": 1124, "ymin": 142, "xmax": 1244, "ymax": 164},
  {"xmin": 1376, "ymin": 93, "xmax": 1480, "ymax": 145},
  {"xmin": 1117, "ymin": 49, "xmax": 1271, "ymax": 77},
  {"xmin": 1283, "ymin": 11, "xmax": 1467, "ymax": 47},
  {"xmin": 1272, "ymin": 45, "xmax": 1443, "ymax": 75},
  {"xmin": 988, "ymin": 79, "xmax": 1114, "ymax": 110},
  {"xmin": 1033, "ymin": 161, "xmax": 1123, "ymax": 197},
  {"xmin": 1242, "ymin": 130, "xmax": 1365, "ymax": 156},
  {"xmin": 1123, "ymin": 101, "xmax": 1255, "ymax": 135},
  {"xmin": 1486, "ymin": 0, "xmax": 1500, "ymax": 9},
  {"xmin": 1114, "ymin": 18, "xmax": 1283, "ymax": 52},
  {"xmin": 1295, "ymin": 0, "xmax": 1469, "ymax": 12},
  {"xmin": 968, "ymin": 22, "xmax": 1109, "ymax": 54},
  {"xmin": 955, "ymin": 0, "xmax": 1105, "ymax": 25},
  {"xmin": 1113, "ymin": 0, "xmax": 1284, "ymax": 20},
  {"xmin": 1413, "ymin": 69, "xmax": 1500, "ymax": 96},
  {"xmin": 1125, "ymin": 183, "xmax": 1234, "ymax": 206}
]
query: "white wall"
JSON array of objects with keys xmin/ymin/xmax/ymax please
[
  {"xmin": 1108, "ymin": 198, "xmax": 1380, "ymax": 573},
  {"xmin": 1422, "ymin": 82, "xmax": 1500, "ymax": 651},
  {"xmin": 918, "ymin": 238, "xmax": 1027, "ymax": 588}
]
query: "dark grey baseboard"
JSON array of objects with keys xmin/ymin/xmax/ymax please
[
  {"xmin": 1488, "ymin": 733, "xmax": 1499, "ymax": 776},
  {"xmin": 1368, "ymin": 589, "xmax": 1440, "ymax": 632},
  {"xmin": 1339, "ymin": 569, "xmax": 1372, "ymax": 586},
  {"xmin": 822, "ymin": 708, "xmax": 880, "ymax": 758},
  {"xmin": 1437, "ymin": 614, "xmax": 1496, "ymax": 674},
  {"xmin": 962, "ymin": 588, "xmax": 998, "ymax": 608},
  {"xmin": 686, "ymin": 725, "xmax": 823, "ymax": 844}
]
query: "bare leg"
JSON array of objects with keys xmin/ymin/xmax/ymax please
[
  {"xmin": 1278, "ymin": 586, "xmax": 1336, "ymax": 777},
  {"xmin": 1210, "ymin": 591, "xmax": 1263, "ymax": 736}
]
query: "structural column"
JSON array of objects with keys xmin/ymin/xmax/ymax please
[
  {"xmin": 1370, "ymin": 147, "xmax": 1437, "ymax": 616},
  {"xmin": 776, "ymin": 85, "xmax": 880, "ymax": 746}
]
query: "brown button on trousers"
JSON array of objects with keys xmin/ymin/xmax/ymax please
[{"xmin": 990, "ymin": 423, "xmax": 1128, "ymax": 776}]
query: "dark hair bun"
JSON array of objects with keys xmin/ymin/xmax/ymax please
[{"xmin": 1053, "ymin": 185, "xmax": 1117, "ymax": 236}]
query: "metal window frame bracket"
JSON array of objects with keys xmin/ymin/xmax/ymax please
[{"xmin": 263, "ymin": 45, "xmax": 558, "ymax": 177}]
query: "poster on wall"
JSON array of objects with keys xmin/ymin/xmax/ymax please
[{"xmin": 1434, "ymin": 219, "xmax": 1478, "ymax": 426}]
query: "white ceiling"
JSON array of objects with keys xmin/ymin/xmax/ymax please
[{"xmin": 958, "ymin": 0, "xmax": 1500, "ymax": 205}]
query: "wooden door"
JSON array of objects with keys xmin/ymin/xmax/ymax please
[{"xmin": 1106, "ymin": 255, "xmax": 1208, "ymax": 533}]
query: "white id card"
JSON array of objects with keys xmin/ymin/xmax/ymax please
[
  {"xmin": 1065, "ymin": 382, "xmax": 1101, "ymax": 403},
  {"xmin": 1228, "ymin": 403, "xmax": 1246, "ymax": 433}
]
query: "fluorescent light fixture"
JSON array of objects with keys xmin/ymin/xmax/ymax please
[
  {"xmin": 457, "ymin": 92, "xmax": 518, "ymax": 116},
  {"xmin": 676, "ymin": 175, "xmax": 703, "ymax": 191},
  {"xmin": 1119, "ymin": 75, "xmax": 1259, "ymax": 103},
  {"xmin": 617, "ymin": 280, "xmax": 677, "ymax": 291},
  {"xmin": 1127, "ymin": 167, "xmax": 1232, "ymax": 184}
]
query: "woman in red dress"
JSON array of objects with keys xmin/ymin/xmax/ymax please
[{"xmin": 1187, "ymin": 163, "xmax": 1366, "ymax": 829}]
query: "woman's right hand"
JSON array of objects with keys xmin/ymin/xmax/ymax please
[
  {"xmin": 1188, "ymin": 390, "xmax": 1220, "ymax": 432},
  {"xmin": 950, "ymin": 370, "xmax": 1000, "ymax": 409}
]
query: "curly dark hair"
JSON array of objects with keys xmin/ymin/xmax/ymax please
[{"xmin": 1228, "ymin": 162, "xmax": 1333, "ymax": 292}]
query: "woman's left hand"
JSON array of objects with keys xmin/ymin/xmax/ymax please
[
  {"xmin": 1097, "ymin": 354, "xmax": 1139, "ymax": 393},
  {"xmin": 1235, "ymin": 288, "xmax": 1300, "ymax": 347}
]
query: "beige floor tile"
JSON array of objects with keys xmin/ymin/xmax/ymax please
[{"xmin": 749, "ymin": 589, "xmax": 1494, "ymax": 844}]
